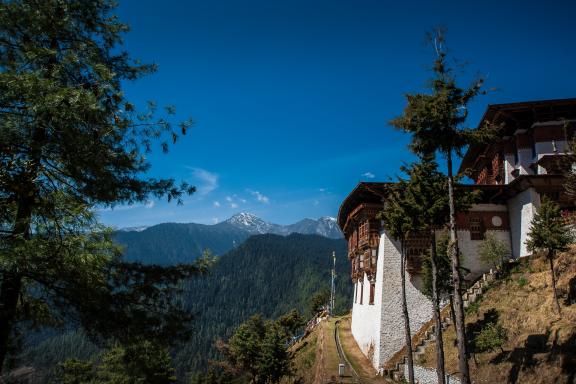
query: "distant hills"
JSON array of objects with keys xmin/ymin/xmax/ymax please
[{"xmin": 114, "ymin": 213, "xmax": 343, "ymax": 265}]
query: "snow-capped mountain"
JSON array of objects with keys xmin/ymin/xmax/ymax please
[
  {"xmin": 224, "ymin": 212, "xmax": 280, "ymax": 234},
  {"xmin": 224, "ymin": 213, "xmax": 343, "ymax": 239},
  {"xmin": 118, "ymin": 225, "xmax": 149, "ymax": 232}
]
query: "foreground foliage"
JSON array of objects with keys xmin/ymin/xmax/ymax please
[
  {"xmin": 0, "ymin": 0, "xmax": 198, "ymax": 374},
  {"xmin": 56, "ymin": 340, "xmax": 176, "ymax": 384}
]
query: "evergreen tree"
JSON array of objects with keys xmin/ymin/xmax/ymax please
[
  {"xmin": 56, "ymin": 340, "xmax": 177, "ymax": 384},
  {"xmin": 381, "ymin": 182, "xmax": 416, "ymax": 384},
  {"xmin": 400, "ymin": 156, "xmax": 450, "ymax": 384},
  {"xmin": 389, "ymin": 30, "xmax": 492, "ymax": 384},
  {"xmin": 307, "ymin": 289, "xmax": 330, "ymax": 316},
  {"xmin": 217, "ymin": 313, "xmax": 295, "ymax": 384},
  {"xmin": 526, "ymin": 197, "xmax": 573, "ymax": 316},
  {"xmin": 0, "ymin": 0, "xmax": 197, "ymax": 371}
]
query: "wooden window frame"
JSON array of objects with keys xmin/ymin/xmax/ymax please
[
  {"xmin": 469, "ymin": 216, "xmax": 485, "ymax": 240},
  {"xmin": 369, "ymin": 282, "xmax": 375, "ymax": 305}
]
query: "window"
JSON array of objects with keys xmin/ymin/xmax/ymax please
[
  {"xmin": 469, "ymin": 216, "xmax": 484, "ymax": 240},
  {"xmin": 360, "ymin": 283, "xmax": 364, "ymax": 305},
  {"xmin": 369, "ymin": 283, "xmax": 375, "ymax": 305}
]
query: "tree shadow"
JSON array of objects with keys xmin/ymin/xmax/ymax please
[{"xmin": 489, "ymin": 332, "xmax": 576, "ymax": 384}]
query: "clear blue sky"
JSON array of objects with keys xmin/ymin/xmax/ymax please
[{"xmin": 98, "ymin": 0, "xmax": 576, "ymax": 228}]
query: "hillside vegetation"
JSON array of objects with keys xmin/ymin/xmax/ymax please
[
  {"xmin": 21, "ymin": 234, "xmax": 352, "ymax": 380},
  {"xmin": 419, "ymin": 247, "xmax": 576, "ymax": 384}
]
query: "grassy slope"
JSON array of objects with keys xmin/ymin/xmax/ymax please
[
  {"xmin": 419, "ymin": 247, "xmax": 576, "ymax": 384},
  {"xmin": 290, "ymin": 317, "xmax": 391, "ymax": 384}
]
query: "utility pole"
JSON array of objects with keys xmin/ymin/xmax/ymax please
[{"xmin": 330, "ymin": 251, "xmax": 336, "ymax": 316}]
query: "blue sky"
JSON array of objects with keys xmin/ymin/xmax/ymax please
[{"xmin": 98, "ymin": 0, "xmax": 576, "ymax": 228}]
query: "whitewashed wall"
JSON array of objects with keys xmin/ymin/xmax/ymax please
[
  {"xmin": 457, "ymin": 230, "xmax": 512, "ymax": 275},
  {"xmin": 378, "ymin": 232, "xmax": 434, "ymax": 369},
  {"xmin": 350, "ymin": 240, "xmax": 384, "ymax": 368},
  {"xmin": 507, "ymin": 187, "xmax": 540, "ymax": 257}
]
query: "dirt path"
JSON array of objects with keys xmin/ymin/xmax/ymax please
[{"xmin": 337, "ymin": 317, "xmax": 392, "ymax": 384}]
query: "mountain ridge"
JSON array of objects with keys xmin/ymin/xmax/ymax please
[
  {"xmin": 113, "ymin": 213, "xmax": 342, "ymax": 266},
  {"xmin": 119, "ymin": 213, "xmax": 343, "ymax": 239}
]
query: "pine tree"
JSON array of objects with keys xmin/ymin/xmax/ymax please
[
  {"xmin": 217, "ymin": 314, "xmax": 294, "ymax": 384},
  {"xmin": 0, "ymin": 0, "xmax": 197, "ymax": 371},
  {"xmin": 56, "ymin": 340, "xmax": 177, "ymax": 384},
  {"xmin": 381, "ymin": 182, "xmax": 416, "ymax": 384},
  {"xmin": 389, "ymin": 30, "xmax": 492, "ymax": 384},
  {"xmin": 401, "ymin": 156, "xmax": 450, "ymax": 384},
  {"xmin": 526, "ymin": 197, "xmax": 573, "ymax": 316}
]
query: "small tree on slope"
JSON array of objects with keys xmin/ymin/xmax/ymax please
[
  {"xmin": 478, "ymin": 234, "xmax": 510, "ymax": 271},
  {"xmin": 526, "ymin": 197, "xmax": 573, "ymax": 316}
]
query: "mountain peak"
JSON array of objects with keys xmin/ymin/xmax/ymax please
[
  {"xmin": 223, "ymin": 213, "xmax": 342, "ymax": 238},
  {"xmin": 225, "ymin": 212, "xmax": 272, "ymax": 234}
]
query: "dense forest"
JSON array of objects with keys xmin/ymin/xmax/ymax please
[{"xmin": 21, "ymin": 233, "xmax": 351, "ymax": 380}]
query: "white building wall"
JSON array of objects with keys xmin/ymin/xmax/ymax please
[
  {"xmin": 350, "ymin": 244, "xmax": 384, "ymax": 368},
  {"xmin": 507, "ymin": 187, "xmax": 541, "ymax": 258},
  {"xmin": 535, "ymin": 140, "xmax": 569, "ymax": 174},
  {"xmin": 457, "ymin": 229, "xmax": 512, "ymax": 276},
  {"xmin": 517, "ymin": 148, "xmax": 533, "ymax": 175},
  {"xmin": 504, "ymin": 153, "xmax": 516, "ymax": 184},
  {"xmin": 378, "ymin": 231, "xmax": 434, "ymax": 368}
]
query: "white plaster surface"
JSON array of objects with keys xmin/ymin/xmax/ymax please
[
  {"xmin": 507, "ymin": 188, "xmax": 540, "ymax": 258},
  {"xmin": 378, "ymin": 232, "xmax": 434, "ymax": 368},
  {"xmin": 457, "ymin": 230, "xmax": 512, "ymax": 276},
  {"xmin": 517, "ymin": 148, "xmax": 533, "ymax": 175},
  {"xmin": 404, "ymin": 365, "xmax": 462, "ymax": 384},
  {"xmin": 536, "ymin": 140, "xmax": 569, "ymax": 174},
  {"xmin": 350, "ymin": 245, "xmax": 384, "ymax": 368},
  {"xmin": 504, "ymin": 153, "xmax": 516, "ymax": 184}
]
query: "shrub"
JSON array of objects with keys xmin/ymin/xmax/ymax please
[
  {"xmin": 518, "ymin": 276, "xmax": 528, "ymax": 288},
  {"xmin": 475, "ymin": 323, "xmax": 508, "ymax": 353}
]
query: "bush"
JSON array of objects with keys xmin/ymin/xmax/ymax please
[
  {"xmin": 518, "ymin": 276, "xmax": 528, "ymax": 288},
  {"xmin": 475, "ymin": 323, "xmax": 508, "ymax": 353},
  {"xmin": 479, "ymin": 234, "xmax": 510, "ymax": 269}
]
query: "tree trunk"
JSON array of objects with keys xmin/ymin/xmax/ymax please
[
  {"xmin": 0, "ymin": 197, "xmax": 33, "ymax": 373},
  {"xmin": 446, "ymin": 151, "xmax": 471, "ymax": 384},
  {"xmin": 548, "ymin": 250, "xmax": 562, "ymax": 316},
  {"xmin": 400, "ymin": 239, "xmax": 415, "ymax": 384},
  {"xmin": 430, "ymin": 229, "xmax": 446, "ymax": 384}
]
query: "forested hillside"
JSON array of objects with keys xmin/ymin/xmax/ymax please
[
  {"xmin": 21, "ymin": 233, "xmax": 351, "ymax": 380},
  {"xmin": 114, "ymin": 222, "xmax": 251, "ymax": 265}
]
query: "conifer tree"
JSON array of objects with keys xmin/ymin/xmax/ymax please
[
  {"xmin": 217, "ymin": 314, "xmax": 294, "ymax": 384},
  {"xmin": 0, "ymin": 0, "xmax": 198, "ymax": 371},
  {"xmin": 526, "ymin": 197, "xmax": 573, "ymax": 316},
  {"xmin": 56, "ymin": 340, "xmax": 177, "ymax": 384},
  {"xmin": 381, "ymin": 182, "xmax": 416, "ymax": 384},
  {"xmin": 389, "ymin": 30, "xmax": 491, "ymax": 384},
  {"xmin": 400, "ymin": 156, "xmax": 450, "ymax": 384}
]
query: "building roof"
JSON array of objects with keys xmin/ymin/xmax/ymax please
[
  {"xmin": 337, "ymin": 175, "xmax": 569, "ymax": 234},
  {"xmin": 337, "ymin": 182, "xmax": 389, "ymax": 231},
  {"xmin": 460, "ymin": 98, "xmax": 576, "ymax": 173}
]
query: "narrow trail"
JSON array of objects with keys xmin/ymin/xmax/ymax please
[{"xmin": 334, "ymin": 319, "xmax": 362, "ymax": 384}]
